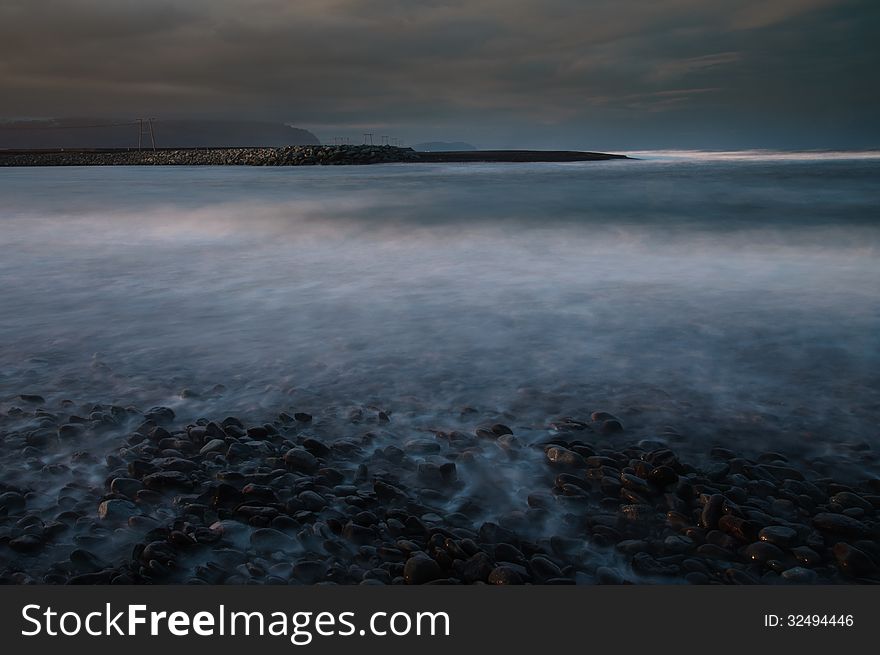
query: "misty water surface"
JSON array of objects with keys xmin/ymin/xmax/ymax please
[{"xmin": 1, "ymin": 154, "xmax": 878, "ymax": 470}]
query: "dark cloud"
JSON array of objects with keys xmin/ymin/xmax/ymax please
[{"xmin": 1, "ymin": 0, "xmax": 877, "ymax": 148}]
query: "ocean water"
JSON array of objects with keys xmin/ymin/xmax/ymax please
[{"xmin": 1, "ymin": 153, "xmax": 879, "ymax": 475}]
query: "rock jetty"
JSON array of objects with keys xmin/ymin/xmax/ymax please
[
  {"xmin": 0, "ymin": 145, "xmax": 627, "ymax": 166},
  {"xmin": 0, "ymin": 145, "xmax": 422, "ymax": 167}
]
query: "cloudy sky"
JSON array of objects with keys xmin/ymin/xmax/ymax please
[{"xmin": 1, "ymin": 0, "xmax": 877, "ymax": 148}]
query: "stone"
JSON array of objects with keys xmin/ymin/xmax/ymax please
[
  {"xmin": 459, "ymin": 552, "xmax": 494, "ymax": 583},
  {"xmin": 97, "ymin": 499, "xmax": 137, "ymax": 521},
  {"xmin": 700, "ymin": 494, "xmax": 724, "ymax": 530},
  {"xmin": 781, "ymin": 567, "xmax": 818, "ymax": 584},
  {"xmin": 250, "ymin": 528, "xmax": 294, "ymax": 551},
  {"xmin": 142, "ymin": 471, "xmax": 193, "ymax": 491},
  {"xmin": 545, "ymin": 446, "xmax": 586, "ymax": 468},
  {"xmin": 833, "ymin": 543, "xmax": 877, "ymax": 577},
  {"xmin": 743, "ymin": 541, "xmax": 785, "ymax": 564},
  {"xmin": 199, "ymin": 439, "xmax": 226, "ymax": 455},
  {"xmin": 648, "ymin": 465, "xmax": 678, "ymax": 487},
  {"xmin": 297, "ymin": 490, "xmax": 327, "ymax": 511},
  {"xmin": 792, "ymin": 546, "xmax": 823, "ymax": 567},
  {"xmin": 812, "ymin": 513, "xmax": 870, "ymax": 538},
  {"xmin": 9, "ymin": 534, "xmax": 43, "ymax": 553},
  {"xmin": 599, "ymin": 419, "xmax": 624, "ymax": 435},
  {"xmin": 0, "ymin": 491, "xmax": 26, "ymax": 513},
  {"xmin": 293, "ymin": 560, "xmax": 326, "ymax": 584},
  {"xmin": 758, "ymin": 526, "xmax": 797, "ymax": 548},
  {"xmin": 404, "ymin": 555, "xmax": 441, "ymax": 585},
  {"xmin": 302, "ymin": 438, "xmax": 330, "ymax": 457},
  {"xmin": 621, "ymin": 473, "xmax": 650, "ymax": 494},
  {"xmin": 831, "ymin": 492, "xmax": 872, "ymax": 512},
  {"xmin": 284, "ymin": 447, "xmax": 318, "ymax": 473},
  {"xmin": 488, "ymin": 565, "xmax": 524, "ymax": 585},
  {"xmin": 718, "ymin": 515, "xmax": 759, "ymax": 543},
  {"xmin": 529, "ymin": 555, "xmax": 563, "ymax": 582}
]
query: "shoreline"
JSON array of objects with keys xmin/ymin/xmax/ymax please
[
  {"xmin": 2, "ymin": 394, "xmax": 878, "ymax": 585},
  {"xmin": 0, "ymin": 145, "xmax": 628, "ymax": 167}
]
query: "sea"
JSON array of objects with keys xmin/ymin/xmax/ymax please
[{"xmin": 1, "ymin": 151, "xmax": 879, "ymax": 478}]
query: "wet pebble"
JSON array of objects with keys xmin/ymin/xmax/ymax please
[{"xmin": 404, "ymin": 555, "xmax": 441, "ymax": 585}]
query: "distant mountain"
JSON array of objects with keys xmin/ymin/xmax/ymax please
[
  {"xmin": 0, "ymin": 119, "xmax": 320, "ymax": 149},
  {"xmin": 413, "ymin": 141, "xmax": 477, "ymax": 152}
]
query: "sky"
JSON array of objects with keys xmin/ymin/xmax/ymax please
[{"xmin": 1, "ymin": 0, "xmax": 878, "ymax": 149}]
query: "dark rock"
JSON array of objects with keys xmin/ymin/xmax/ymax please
[
  {"xmin": 9, "ymin": 534, "xmax": 43, "ymax": 553},
  {"xmin": 293, "ymin": 560, "xmax": 326, "ymax": 584},
  {"xmin": 648, "ymin": 465, "xmax": 678, "ymax": 487},
  {"xmin": 294, "ymin": 412, "xmax": 312, "ymax": 423},
  {"xmin": 199, "ymin": 439, "xmax": 226, "ymax": 455},
  {"xmin": 599, "ymin": 419, "xmax": 624, "ymax": 435},
  {"xmin": 0, "ymin": 491, "xmax": 26, "ymax": 513},
  {"xmin": 246, "ymin": 426, "xmax": 269, "ymax": 439},
  {"xmin": 145, "ymin": 407, "xmax": 175, "ymax": 424},
  {"xmin": 110, "ymin": 477, "xmax": 142, "ymax": 498},
  {"xmin": 718, "ymin": 515, "xmax": 759, "ymax": 543},
  {"xmin": 97, "ymin": 499, "xmax": 137, "ymax": 521},
  {"xmin": 404, "ymin": 555, "xmax": 441, "ymax": 585},
  {"xmin": 812, "ymin": 513, "xmax": 870, "ymax": 538},
  {"xmin": 142, "ymin": 471, "xmax": 193, "ymax": 491},
  {"xmin": 141, "ymin": 540, "xmax": 176, "ymax": 565},
  {"xmin": 700, "ymin": 494, "xmax": 724, "ymax": 530},
  {"xmin": 743, "ymin": 541, "xmax": 785, "ymax": 564},
  {"xmin": 488, "ymin": 565, "xmax": 524, "ymax": 585},
  {"xmin": 545, "ymin": 446, "xmax": 586, "ymax": 468},
  {"xmin": 833, "ymin": 543, "xmax": 877, "ymax": 577},
  {"xmin": 302, "ymin": 438, "xmax": 330, "ymax": 457},
  {"xmin": 758, "ymin": 526, "xmax": 797, "ymax": 548},
  {"xmin": 831, "ymin": 492, "xmax": 872, "ymax": 512},
  {"xmin": 459, "ymin": 552, "xmax": 494, "ymax": 583},
  {"xmin": 58, "ymin": 423, "xmax": 84, "ymax": 439},
  {"xmin": 284, "ymin": 447, "xmax": 318, "ymax": 473},
  {"xmin": 781, "ymin": 567, "xmax": 818, "ymax": 584},
  {"xmin": 791, "ymin": 546, "xmax": 823, "ymax": 567}
]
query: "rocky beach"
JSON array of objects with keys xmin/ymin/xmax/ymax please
[
  {"xmin": 1, "ymin": 155, "xmax": 878, "ymax": 585},
  {"xmin": 1, "ymin": 395, "xmax": 879, "ymax": 585}
]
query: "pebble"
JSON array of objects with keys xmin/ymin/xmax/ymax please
[
  {"xmin": 743, "ymin": 541, "xmax": 785, "ymax": 564},
  {"xmin": 404, "ymin": 555, "xmax": 441, "ymax": 585},
  {"xmin": 758, "ymin": 526, "xmax": 797, "ymax": 548},
  {"xmin": 812, "ymin": 512, "xmax": 870, "ymax": 538},
  {"xmin": 97, "ymin": 499, "xmax": 137, "ymax": 521},
  {"xmin": 9, "ymin": 534, "xmax": 43, "ymax": 553},
  {"xmin": 142, "ymin": 471, "xmax": 193, "ymax": 491},
  {"xmin": 648, "ymin": 465, "xmax": 678, "ymax": 487},
  {"xmin": 283, "ymin": 448, "xmax": 318, "ymax": 473},
  {"xmin": 833, "ymin": 543, "xmax": 877, "ymax": 577},
  {"xmin": 488, "ymin": 565, "xmax": 524, "ymax": 585},
  {"xmin": 781, "ymin": 567, "xmax": 818, "ymax": 584},
  {"xmin": 545, "ymin": 446, "xmax": 586, "ymax": 468},
  {"xmin": 199, "ymin": 439, "xmax": 226, "ymax": 455},
  {"xmin": 250, "ymin": 528, "xmax": 294, "ymax": 551}
]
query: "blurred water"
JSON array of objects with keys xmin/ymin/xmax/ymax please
[{"xmin": 1, "ymin": 155, "xmax": 878, "ymax": 464}]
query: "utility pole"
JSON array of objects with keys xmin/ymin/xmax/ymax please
[
  {"xmin": 363, "ymin": 132, "xmax": 373, "ymax": 145},
  {"xmin": 136, "ymin": 118, "xmax": 157, "ymax": 151}
]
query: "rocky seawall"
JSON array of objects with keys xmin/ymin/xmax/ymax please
[{"xmin": 0, "ymin": 145, "xmax": 627, "ymax": 166}]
